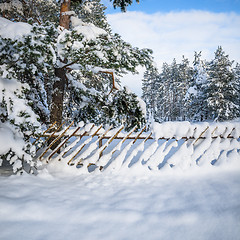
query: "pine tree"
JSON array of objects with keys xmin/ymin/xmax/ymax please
[
  {"xmin": 232, "ymin": 63, "xmax": 240, "ymax": 118},
  {"xmin": 177, "ymin": 56, "xmax": 192, "ymax": 120},
  {"xmin": 156, "ymin": 62, "xmax": 170, "ymax": 121},
  {"xmin": 0, "ymin": 18, "xmax": 57, "ymax": 172},
  {"xmin": 187, "ymin": 52, "xmax": 208, "ymax": 121},
  {"xmin": 112, "ymin": 87, "xmax": 145, "ymax": 130},
  {"xmin": 158, "ymin": 58, "xmax": 191, "ymax": 121},
  {"xmin": 110, "ymin": 0, "xmax": 140, "ymax": 12},
  {"xmin": 204, "ymin": 46, "xmax": 239, "ymax": 121},
  {"xmin": 46, "ymin": 0, "xmax": 153, "ymax": 128},
  {"xmin": 0, "ymin": 77, "xmax": 41, "ymax": 173},
  {"xmin": 142, "ymin": 66, "xmax": 159, "ymax": 122},
  {"xmin": 0, "ymin": 0, "xmax": 152, "ymax": 129},
  {"xmin": 0, "ymin": 0, "xmax": 154, "ymax": 172}
]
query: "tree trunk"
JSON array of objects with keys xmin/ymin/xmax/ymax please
[
  {"xmin": 50, "ymin": 0, "xmax": 71, "ymax": 127},
  {"xmin": 50, "ymin": 67, "xmax": 67, "ymax": 126},
  {"xmin": 59, "ymin": 0, "xmax": 71, "ymax": 30}
]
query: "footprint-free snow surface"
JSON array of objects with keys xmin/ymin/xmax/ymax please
[{"xmin": 0, "ymin": 168, "xmax": 240, "ymax": 240}]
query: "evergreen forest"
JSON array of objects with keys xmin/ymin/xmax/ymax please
[{"xmin": 142, "ymin": 47, "xmax": 240, "ymax": 123}]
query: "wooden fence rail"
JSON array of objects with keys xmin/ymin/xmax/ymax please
[{"xmin": 34, "ymin": 122, "xmax": 240, "ymax": 173}]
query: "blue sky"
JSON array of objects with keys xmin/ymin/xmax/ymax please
[
  {"xmin": 102, "ymin": 0, "xmax": 240, "ymax": 96},
  {"xmin": 105, "ymin": 0, "xmax": 240, "ymax": 14}
]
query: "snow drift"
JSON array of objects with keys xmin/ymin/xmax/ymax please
[{"xmin": 36, "ymin": 120, "xmax": 240, "ymax": 175}]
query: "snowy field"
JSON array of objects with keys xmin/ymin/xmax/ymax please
[
  {"xmin": 1, "ymin": 122, "xmax": 240, "ymax": 240},
  {"xmin": 0, "ymin": 167, "xmax": 240, "ymax": 240}
]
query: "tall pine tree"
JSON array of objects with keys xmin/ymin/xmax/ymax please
[
  {"xmin": 188, "ymin": 51, "xmax": 209, "ymax": 121},
  {"xmin": 204, "ymin": 46, "xmax": 238, "ymax": 121},
  {"xmin": 0, "ymin": 0, "xmax": 154, "ymax": 172},
  {"xmin": 142, "ymin": 65, "xmax": 159, "ymax": 122}
]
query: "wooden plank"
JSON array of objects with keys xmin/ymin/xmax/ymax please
[
  {"xmin": 92, "ymin": 124, "xmax": 103, "ymax": 137},
  {"xmin": 47, "ymin": 126, "xmax": 82, "ymax": 160},
  {"xmin": 227, "ymin": 128, "xmax": 235, "ymax": 138},
  {"xmin": 99, "ymin": 125, "xmax": 124, "ymax": 158},
  {"xmin": 67, "ymin": 124, "xmax": 104, "ymax": 165},
  {"xmin": 61, "ymin": 130, "xmax": 88, "ymax": 158},
  {"xmin": 67, "ymin": 139, "xmax": 87, "ymax": 165},
  {"xmin": 36, "ymin": 121, "xmax": 65, "ymax": 153},
  {"xmin": 122, "ymin": 126, "xmax": 138, "ymax": 144},
  {"xmin": 99, "ymin": 138, "xmax": 103, "ymax": 158},
  {"xmin": 66, "ymin": 129, "xmax": 93, "ymax": 165},
  {"xmin": 108, "ymin": 125, "xmax": 138, "ymax": 157},
  {"xmin": 211, "ymin": 126, "xmax": 218, "ymax": 136},
  {"xmin": 43, "ymin": 121, "xmax": 65, "ymax": 144},
  {"xmin": 220, "ymin": 126, "xmax": 228, "ymax": 138},
  {"xmin": 98, "ymin": 125, "xmax": 113, "ymax": 141},
  {"xmin": 54, "ymin": 124, "xmax": 95, "ymax": 164},
  {"xmin": 108, "ymin": 126, "xmax": 124, "ymax": 145},
  {"xmin": 193, "ymin": 126, "xmax": 209, "ymax": 145},
  {"xmin": 32, "ymin": 121, "xmax": 56, "ymax": 145},
  {"xmin": 144, "ymin": 132, "xmax": 152, "ymax": 142},
  {"xmin": 39, "ymin": 121, "xmax": 74, "ymax": 160},
  {"xmin": 74, "ymin": 125, "xmax": 113, "ymax": 166},
  {"xmin": 133, "ymin": 125, "xmax": 147, "ymax": 144}
]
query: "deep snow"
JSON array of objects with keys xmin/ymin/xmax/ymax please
[{"xmin": 0, "ymin": 168, "xmax": 240, "ymax": 240}]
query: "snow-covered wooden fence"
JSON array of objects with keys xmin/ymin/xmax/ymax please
[{"xmin": 34, "ymin": 121, "xmax": 240, "ymax": 173}]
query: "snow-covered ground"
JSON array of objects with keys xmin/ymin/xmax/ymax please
[
  {"xmin": 0, "ymin": 167, "xmax": 240, "ymax": 240},
  {"xmin": 1, "ymin": 121, "xmax": 240, "ymax": 239}
]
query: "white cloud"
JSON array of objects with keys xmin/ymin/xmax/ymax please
[{"xmin": 107, "ymin": 10, "xmax": 240, "ymax": 96}]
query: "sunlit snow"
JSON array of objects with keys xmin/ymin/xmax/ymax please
[{"xmin": 0, "ymin": 169, "xmax": 240, "ymax": 240}]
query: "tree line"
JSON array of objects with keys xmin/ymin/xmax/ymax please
[{"xmin": 142, "ymin": 47, "xmax": 240, "ymax": 123}]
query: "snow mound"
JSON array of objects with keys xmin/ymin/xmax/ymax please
[
  {"xmin": 37, "ymin": 121, "xmax": 240, "ymax": 176},
  {"xmin": 151, "ymin": 121, "xmax": 240, "ymax": 140},
  {"xmin": 0, "ymin": 17, "xmax": 31, "ymax": 40}
]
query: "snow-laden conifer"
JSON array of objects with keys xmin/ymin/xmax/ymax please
[
  {"xmin": 204, "ymin": 46, "xmax": 238, "ymax": 121},
  {"xmin": 0, "ymin": 0, "xmax": 154, "ymax": 172}
]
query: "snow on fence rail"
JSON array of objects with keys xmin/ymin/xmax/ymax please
[{"xmin": 34, "ymin": 121, "xmax": 240, "ymax": 173}]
